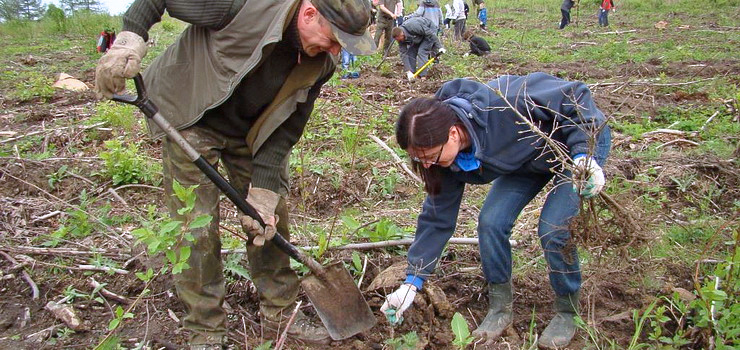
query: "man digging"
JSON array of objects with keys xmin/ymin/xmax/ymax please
[{"xmin": 94, "ymin": 0, "xmax": 375, "ymax": 348}]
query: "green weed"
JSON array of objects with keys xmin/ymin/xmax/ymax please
[
  {"xmin": 99, "ymin": 139, "xmax": 160, "ymax": 186},
  {"xmin": 384, "ymin": 331, "xmax": 419, "ymax": 350}
]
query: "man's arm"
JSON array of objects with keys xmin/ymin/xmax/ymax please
[{"xmin": 123, "ymin": 0, "xmax": 245, "ymax": 41}]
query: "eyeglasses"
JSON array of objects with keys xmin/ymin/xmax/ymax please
[{"xmin": 411, "ymin": 143, "xmax": 445, "ymax": 165}]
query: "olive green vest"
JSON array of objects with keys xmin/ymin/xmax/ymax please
[{"xmin": 142, "ymin": 0, "xmax": 336, "ymax": 154}]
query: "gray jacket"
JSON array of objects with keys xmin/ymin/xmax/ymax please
[{"xmin": 408, "ymin": 3, "xmax": 443, "ymax": 29}]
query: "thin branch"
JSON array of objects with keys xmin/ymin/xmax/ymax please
[
  {"xmin": 369, "ymin": 134, "xmax": 422, "ymax": 183},
  {"xmin": 0, "ymin": 251, "xmax": 39, "ymax": 300},
  {"xmin": 274, "ymin": 300, "xmax": 302, "ymax": 350},
  {"xmin": 90, "ymin": 278, "xmax": 132, "ymax": 304}
]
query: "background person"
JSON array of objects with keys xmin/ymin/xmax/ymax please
[
  {"xmin": 392, "ymin": 17, "xmax": 445, "ymax": 80},
  {"xmin": 599, "ymin": 0, "xmax": 615, "ymax": 27},
  {"xmin": 462, "ymin": 30, "xmax": 490, "ymax": 56},
  {"xmin": 375, "ymin": 0, "xmax": 399, "ymax": 55},
  {"xmin": 381, "ymin": 72, "xmax": 611, "ymax": 349},
  {"xmin": 452, "ymin": 0, "xmax": 467, "ymax": 40},
  {"xmin": 94, "ymin": 0, "xmax": 375, "ymax": 348},
  {"xmin": 407, "ymin": 0, "xmax": 444, "ymax": 32},
  {"xmin": 560, "ymin": 0, "xmax": 575, "ymax": 29}
]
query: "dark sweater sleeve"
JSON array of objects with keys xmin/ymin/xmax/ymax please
[
  {"xmin": 122, "ymin": 0, "xmax": 245, "ymax": 41},
  {"xmin": 405, "ymin": 172, "xmax": 465, "ymax": 278},
  {"xmin": 250, "ymin": 72, "xmax": 334, "ymax": 193},
  {"xmin": 520, "ymin": 73, "xmax": 606, "ymax": 156}
]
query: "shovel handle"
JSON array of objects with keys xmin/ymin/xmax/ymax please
[{"xmin": 112, "ymin": 74, "xmax": 324, "ymax": 274}]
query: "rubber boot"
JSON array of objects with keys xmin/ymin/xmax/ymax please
[
  {"xmin": 472, "ymin": 281, "xmax": 513, "ymax": 340},
  {"xmin": 538, "ymin": 292, "xmax": 579, "ymax": 349},
  {"xmin": 262, "ymin": 309, "xmax": 331, "ymax": 345}
]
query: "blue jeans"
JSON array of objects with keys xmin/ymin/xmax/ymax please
[
  {"xmin": 340, "ymin": 49, "xmax": 356, "ymax": 71},
  {"xmin": 598, "ymin": 9, "xmax": 610, "ymax": 26},
  {"xmin": 477, "ymin": 126, "xmax": 611, "ymax": 296}
]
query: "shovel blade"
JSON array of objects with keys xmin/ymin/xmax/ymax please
[{"xmin": 300, "ymin": 262, "xmax": 376, "ymax": 340}]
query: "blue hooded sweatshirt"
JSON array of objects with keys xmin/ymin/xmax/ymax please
[{"xmin": 403, "ymin": 72, "xmax": 607, "ymax": 289}]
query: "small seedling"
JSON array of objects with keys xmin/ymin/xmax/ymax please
[{"xmin": 451, "ymin": 312, "xmax": 474, "ymax": 349}]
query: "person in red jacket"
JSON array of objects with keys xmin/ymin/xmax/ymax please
[{"xmin": 599, "ymin": 0, "xmax": 615, "ymax": 27}]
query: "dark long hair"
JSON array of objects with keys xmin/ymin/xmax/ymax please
[{"xmin": 396, "ymin": 97, "xmax": 461, "ymax": 195}]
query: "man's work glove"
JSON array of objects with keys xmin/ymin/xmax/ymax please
[
  {"xmin": 437, "ymin": 47, "xmax": 447, "ymax": 55},
  {"xmin": 380, "ymin": 284, "xmax": 417, "ymax": 325},
  {"xmin": 572, "ymin": 156, "xmax": 605, "ymax": 198},
  {"xmin": 239, "ymin": 187, "xmax": 280, "ymax": 246},
  {"xmin": 406, "ymin": 71, "xmax": 415, "ymax": 81},
  {"xmin": 94, "ymin": 31, "xmax": 148, "ymax": 98}
]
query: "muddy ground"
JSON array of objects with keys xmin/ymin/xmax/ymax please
[{"xmin": 1, "ymin": 14, "xmax": 739, "ymax": 350}]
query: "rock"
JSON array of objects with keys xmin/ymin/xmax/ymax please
[
  {"xmin": 52, "ymin": 73, "xmax": 89, "ymax": 91},
  {"xmin": 44, "ymin": 301, "xmax": 88, "ymax": 331},
  {"xmin": 654, "ymin": 20, "xmax": 668, "ymax": 29},
  {"xmin": 671, "ymin": 287, "xmax": 696, "ymax": 302}
]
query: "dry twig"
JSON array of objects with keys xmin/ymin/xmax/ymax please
[{"xmin": 0, "ymin": 250, "xmax": 39, "ymax": 299}]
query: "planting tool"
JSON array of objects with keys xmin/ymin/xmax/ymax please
[
  {"xmin": 411, "ymin": 50, "xmax": 443, "ymax": 79},
  {"xmin": 112, "ymin": 74, "xmax": 376, "ymax": 340}
]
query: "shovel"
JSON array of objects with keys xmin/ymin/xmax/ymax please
[{"xmin": 112, "ymin": 74, "xmax": 376, "ymax": 340}]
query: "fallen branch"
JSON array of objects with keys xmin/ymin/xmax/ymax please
[
  {"xmin": 369, "ymin": 134, "xmax": 422, "ymax": 183},
  {"xmin": 30, "ymin": 210, "xmax": 62, "ymax": 223},
  {"xmin": 221, "ymin": 237, "xmax": 515, "ymax": 254},
  {"xmin": 5, "ymin": 246, "xmax": 130, "ymax": 259},
  {"xmin": 90, "ymin": 278, "xmax": 132, "ymax": 304},
  {"xmin": 0, "ymin": 122, "xmax": 106, "ymax": 144},
  {"xmin": 596, "ymin": 29, "xmax": 637, "ymax": 35},
  {"xmin": 658, "ymin": 139, "xmax": 700, "ymax": 148},
  {"xmin": 274, "ymin": 300, "xmax": 302, "ymax": 350},
  {"xmin": 642, "ymin": 128, "xmax": 686, "ymax": 137},
  {"xmin": 0, "ymin": 251, "xmax": 39, "ymax": 300}
]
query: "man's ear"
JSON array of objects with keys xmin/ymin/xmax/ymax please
[
  {"xmin": 301, "ymin": 4, "xmax": 318, "ymax": 24},
  {"xmin": 449, "ymin": 125, "xmax": 460, "ymax": 142}
]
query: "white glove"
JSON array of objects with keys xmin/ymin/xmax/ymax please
[
  {"xmin": 94, "ymin": 31, "xmax": 148, "ymax": 98},
  {"xmin": 572, "ymin": 156, "xmax": 605, "ymax": 198},
  {"xmin": 239, "ymin": 187, "xmax": 280, "ymax": 246},
  {"xmin": 380, "ymin": 284, "xmax": 417, "ymax": 325},
  {"xmin": 437, "ymin": 47, "xmax": 447, "ymax": 55},
  {"xmin": 406, "ymin": 71, "xmax": 415, "ymax": 81},
  {"xmin": 463, "ymin": 52, "xmax": 470, "ymax": 57}
]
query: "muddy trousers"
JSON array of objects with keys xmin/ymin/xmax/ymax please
[
  {"xmin": 162, "ymin": 125, "xmax": 299, "ymax": 339},
  {"xmin": 477, "ymin": 127, "xmax": 611, "ymax": 296},
  {"xmin": 374, "ymin": 17, "xmax": 395, "ymax": 56}
]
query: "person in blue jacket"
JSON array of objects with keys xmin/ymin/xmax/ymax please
[{"xmin": 380, "ymin": 72, "xmax": 611, "ymax": 349}]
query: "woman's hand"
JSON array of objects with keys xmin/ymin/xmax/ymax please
[
  {"xmin": 380, "ymin": 284, "xmax": 417, "ymax": 325},
  {"xmin": 572, "ymin": 156, "xmax": 605, "ymax": 198}
]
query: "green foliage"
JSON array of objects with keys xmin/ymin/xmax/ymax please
[
  {"xmin": 10, "ymin": 71, "xmax": 55, "ymax": 102},
  {"xmin": 44, "ymin": 4, "xmax": 66, "ymax": 32},
  {"xmin": 131, "ymin": 180, "xmax": 211, "ymax": 275},
  {"xmin": 47, "ymin": 164, "xmax": 68, "ymax": 189},
  {"xmin": 451, "ymin": 312, "xmax": 474, "ymax": 349},
  {"xmin": 224, "ymin": 253, "xmax": 251, "ymax": 280},
  {"xmin": 93, "ymin": 101, "xmax": 138, "ymax": 131},
  {"xmin": 107, "ymin": 305, "xmax": 133, "ymax": 331},
  {"xmin": 254, "ymin": 340, "xmax": 273, "ymax": 350},
  {"xmin": 341, "ymin": 215, "xmax": 406, "ymax": 243},
  {"xmin": 384, "ymin": 331, "xmax": 419, "ymax": 350},
  {"xmin": 99, "ymin": 139, "xmax": 160, "ymax": 186}
]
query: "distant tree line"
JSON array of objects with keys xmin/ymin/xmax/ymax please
[{"xmin": 0, "ymin": 0, "xmax": 105, "ymax": 21}]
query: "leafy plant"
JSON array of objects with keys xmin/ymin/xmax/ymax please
[
  {"xmin": 93, "ymin": 101, "xmax": 137, "ymax": 131},
  {"xmin": 384, "ymin": 331, "xmax": 419, "ymax": 350},
  {"xmin": 99, "ymin": 139, "xmax": 160, "ymax": 186},
  {"xmin": 254, "ymin": 340, "xmax": 273, "ymax": 350},
  {"xmin": 107, "ymin": 306, "xmax": 133, "ymax": 331},
  {"xmin": 47, "ymin": 164, "xmax": 68, "ymax": 189},
  {"xmin": 131, "ymin": 180, "xmax": 212, "ymax": 275},
  {"xmin": 451, "ymin": 312, "xmax": 473, "ymax": 349},
  {"xmin": 224, "ymin": 253, "xmax": 251, "ymax": 280},
  {"xmin": 11, "ymin": 72, "xmax": 55, "ymax": 102}
]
